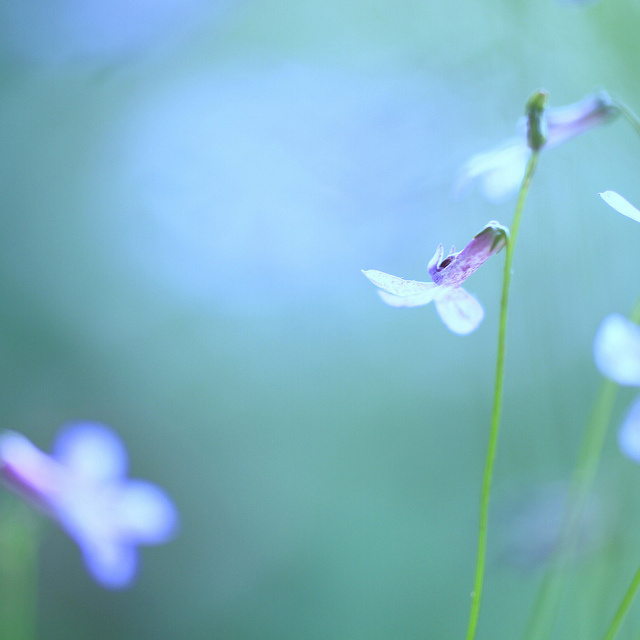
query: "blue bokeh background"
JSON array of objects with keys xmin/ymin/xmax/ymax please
[{"xmin": 2, "ymin": 0, "xmax": 640, "ymax": 638}]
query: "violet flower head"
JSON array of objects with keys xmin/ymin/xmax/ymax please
[
  {"xmin": 594, "ymin": 315, "xmax": 640, "ymax": 462},
  {"xmin": 0, "ymin": 422, "xmax": 178, "ymax": 589},
  {"xmin": 455, "ymin": 91, "xmax": 618, "ymax": 203},
  {"xmin": 362, "ymin": 221, "xmax": 508, "ymax": 335}
]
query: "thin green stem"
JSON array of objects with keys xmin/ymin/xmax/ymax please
[
  {"xmin": 601, "ymin": 563, "xmax": 640, "ymax": 640},
  {"xmin": 521, "ymin": 296, "xmax": 640, "ymax": 640},
  {"xmin": 595, "ymin": 300, "xmax": 640, "ymax": 640},
  {"xmin": 0, "ymin": 504, "xmax": 39, "ymax": 640},
  {"xmin": 464, "ymin": 150, "xmax": 539, "ymax": 640}
]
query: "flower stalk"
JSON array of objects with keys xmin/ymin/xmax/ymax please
[
  {"xmin": 465, "ymin": 91, "xmax": 546, "ymax": 640},
  {"xmin": 465, "ymin": 146, "xmax": 541, "ymax": 640}
]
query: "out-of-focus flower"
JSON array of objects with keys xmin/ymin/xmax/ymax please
[
  {"xmin": 600, "ymin": 191, "xmax": 640, "ymax": 223},
  {"xmin": 456, "ymin": 92, "xmax": 618, "ymax": 203},
  {"xmin": 362, "ymin": 221, "xmax": 508, "ymax": 335},
  {"xmin": 498, "ymin": 481, "xmax": 608, "ymax": 570},
  {"xmin": 0, "ymin": 422, "xmax": 178, "ymax": 589},
  {"xmin": 594, "ymin": 314, "xmax": 640, "ymax": 462}
]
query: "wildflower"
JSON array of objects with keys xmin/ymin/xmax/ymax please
[
  {"xmin": 362, "ymin": 221, "xmax": 508, "ymax": 335},
  {"xmin": 456, "ymin": 91, "xmax": 618, "ymax": 203},
  {"xmin": 594, "ymin": 314, "xmax": 640, "ymax": 462},
  {"xmin": 599, "ymin": 191, "xmax": 640, "ymax": 223},
  {"xmin": 0, "ymin": 422, "xmax": 178, "ymax": 589}
]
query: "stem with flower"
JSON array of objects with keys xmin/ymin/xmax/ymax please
[{"xmin": 465, "ymin": 91, "xmax": 546, "ymax": 640}]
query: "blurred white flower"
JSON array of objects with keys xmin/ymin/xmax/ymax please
[
  {"xmin": 456, "ymin": 92, "xmax": 618, "ymax": 203},
  {"xmin": 0, "ymin": 422, "xmax": 178, "ymax": 589},
  {"xmin": 363, "ymin": 221, "xmax": 508, "ymax": 335},
  {"xmin": 594, "ymin": 314, "xmax": 640, "ymax": 462}
]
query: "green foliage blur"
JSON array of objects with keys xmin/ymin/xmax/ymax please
[{"xmin": 1, "ymin": 0, "xmax": 640, "ymax": 638}]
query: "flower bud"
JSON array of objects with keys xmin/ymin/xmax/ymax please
[{"xmin": 526, "ymin": 90, "xmax": 548, "ymax": 151}]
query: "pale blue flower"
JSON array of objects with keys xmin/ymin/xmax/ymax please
[
  {"xmin": 456, "ymin": 92, "xmax": 618, "ymax": 203},
  {"xmin": 599, "ymin": 191, "xmax": 640, "ymax": 223},
  {"xmin": 594, "ymin": 314, "xmax": 640, "ymax": 462},
  {"xmin": 0, "ymin": 422, "xmax": 178, "ymax": 589},
  {"xmin": 363, "ymin": 221, "xmax": 508, "ymax": 335}
]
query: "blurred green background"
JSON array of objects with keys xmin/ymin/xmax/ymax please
[{"xmin": 1, "ymin": 0, "xmax": 640, "ymax": 638}]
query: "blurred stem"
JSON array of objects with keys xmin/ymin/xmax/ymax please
[
  {"xmin": 521, "ymin": 296, "xmax": 640, "ymax": 640},
  {"xmin": 600, "ymin": 562, "xmax": 640, "ymax": 640},
  {"xmin": 0, "ymin": 503, "xmax": 39, "ymax": 640},
  {"xmin": 597, "ymin": 301, "xmax": 640, "ymax": 640},
  {"xmin": 612, "ymin": 97, "xmax": 640, "ymax": 140},
  {"xmin": 464, "ymin": 150, "xmax": 539, "ymax": 640}
]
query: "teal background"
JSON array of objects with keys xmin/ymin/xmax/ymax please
[{"xmin": 1, "ymin": 0, "xmax": 640, "ymax": 638}]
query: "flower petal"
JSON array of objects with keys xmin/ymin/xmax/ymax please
[
  {"xmin": 454, "ymin": 139, "xmax": 529, "ymax": 204},
  {"xmin": 430, "ymin": 221, "xmax": 508, "ymax": 287},
  {"xmin": 79, "ymin": 536, "xmax": 138, "ymax": 589},
  {"xmin": 117, "ymin": 481, "xmax": 179, "ymax": 543},
  {"xmin": 377, "ymin": 289, "xmax": 437, "ymax": 308},
  {"xmin": 594, "ymin": 314, "xmax": 640, "ymax": 386},
  {"xmin": 618, "ymin": 396, "xmax": 640, "ymax": 464},
  {"xmin": 362, "ymin": 269, "xmax": 436, "ymax": 297},
  {"xmin": 434, "ymin": 287, "xmax": 484, "ymax": 335},
  {"xmin": 0, "ymin": 431, "xmax": 61, "ymax": 503},
  {"xmin": 599, "ymin": 191, "xmax": 640, "ymax": 223},
  {"xmin": 53, "ymin": 423, "xmax": 127, "ymax": 481}
]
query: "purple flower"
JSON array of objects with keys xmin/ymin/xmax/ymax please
[
  {"xmin": 594, "ymin": 315, "xmax": 640, "ymax": 462},
  {"xmin": 362, "ymin": 221, "xmax": 508, "ymax": 335},
  {"xmin": 456, "ymin": 92, "xmax": 618, "ymax": 203},
  {"xmin": 600, "ymin": 191, "xmax": 640, "ymax": 223},
  {"xmin": 0, "ymin": 422, "xmax": 178, "ymax": 589}
]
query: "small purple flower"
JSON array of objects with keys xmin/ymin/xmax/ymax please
[
  {"xmin": 594, "ymin": 315, "xmax": 640, "ymax": 462},
  {"xmin": 362, "ymin": 221, "xmax": 508, "ymax": 335},
  {"xmin": 600, "ymin": 191, "xmax": 640, "ymax": 223},
  {"xmin": 0, "ymin": 422, "xmax": 178, "ymax": 589},
  {"xmin": 456, "ymin": 92, "xmax": 618, "ymax": 203}
]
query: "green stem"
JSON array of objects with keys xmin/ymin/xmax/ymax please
[
  {"xmin": 600, "ymin": 563, "xmax": 640, "ymax": 640},
  {"xmin": 464, "ymin": 150, "xmax": 539, "ymax": 640},
  {"xmin": 595, "ymin": 301, "xmax": 640, "ymax": 640},
  {"xmin": 521, "ymin": 297, "xmax": 640, "ymax": 640},
  {"xmin": 0, "ymin": 503, "xmax": 39, "ymax": 640}
]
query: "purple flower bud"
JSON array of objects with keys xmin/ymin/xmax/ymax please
[
  {"xmin": 362, "ymin": 221, "xmax": 508, "ymax": 335},
  {"xmin": 0, "ymin": 423, "xmax": 178, "ymax": 589},
  {"xmin": 455, "ymin": 92, "xmax": 618, "ymax": 203},
  {"xmin": 427, "ymin": 221, "xmax": 508, "ymax": 287},
  {"xmin": 544, "ymin": 92, "xmax": 616, "ymax": 147}
]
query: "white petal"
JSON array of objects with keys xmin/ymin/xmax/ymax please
[
  {"xmin": 454, "ymin": 140, "xmax": 529, "ymax": 204},
  {"xmin": 116, "ymin": 481, "xmax": 179, "ymax": 543},
  {"xmin": 594, "ymin": 314, "xmax": 640, "ymax": 386},
  {"xmin": 377, "ymin": 290, "xmax": 436, "ymax": 308},
  {"xmin": 79, "ymin": 537, "xmax": 138, "ymax": 589},
  {"xmin": 434, "ymin": 288, "xmax": 484, "ymax": 335},
  {"xmin": 599, "ymin": 191, "xmax": 640, "ymax": 223},
  {"xmin": 362, "ymin": 269, "xmax": 436, "ymax": 297},
  {"xmin": 53, "ymin": 423, "xmax": 127, "ymax": 481},
  {"xmin": 618, "ymin": 397, "xmax": 640, "ymax": 463}
]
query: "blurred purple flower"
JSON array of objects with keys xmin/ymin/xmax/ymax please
[
  {"xmin": 0, "ymin": 422, "xmax": 178, "ymax": 589},
  {"xmin": 456, "ymin": 92, "xmax": 618, "ymax": 203},
  {"xmin": 594, "ymin": 314, "xmax": 640, "ymax": 462},
  {"xmin": 363, "ymin": 221, "xmax": 508, "ymax": 335}
]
